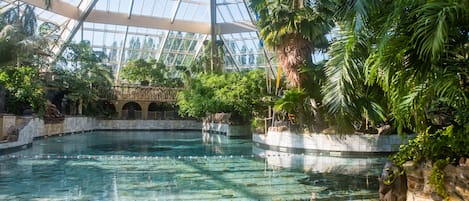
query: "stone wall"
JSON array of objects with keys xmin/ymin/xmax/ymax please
[
  {"xmin": 404, "ymin": 161, "xmax": 469, "ymax": 201},
  {"xmin": 0, "ymin": 117, "xmax": 41, "ymax": 151},
  {"xmin": 0, "ymin": 117, "xmax": 202, "ymax": 153},
  {"xmin": 202, "ymin": 122, "xmax": 251, "ymax": 137},
  {"xmin": 254, "ymin": 130, "xmax": 415, "ymax": 154},
  {"xmin": 96, "ymin": 120, "xmax": 201, "ymax": 130}
]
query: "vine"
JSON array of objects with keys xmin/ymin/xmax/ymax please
[
  {"xmin": 391, "ymin": 124, "xmax": 469, "ymax": 199},
  {"xmin": 430, "ymin": 159, "xmax": 449, "ymax": 200}
]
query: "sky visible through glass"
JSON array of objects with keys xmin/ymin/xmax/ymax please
[{"xmin": 1, "ymin": 0, "xmax": 327, "ymax": 72}]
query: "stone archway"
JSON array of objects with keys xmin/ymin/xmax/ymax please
[
  {"xmin": 148, "ymin": 102, "xmax": 163, "ymax": 120},
  {"xmin": 122, "ymin": 102, "xmax": 142, "ymax": 120},
  {"xmin": 147, "ymin": 102, "xmax": 179, "ymax": 120}
]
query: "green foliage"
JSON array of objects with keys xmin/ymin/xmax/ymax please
[
  {"xmin": 249, "ymin": 0, "xmax": 335, "ymax": 49},
  {"xmin": 0, "ymin": 38, "xmax": 14, "ymax": 64},
  {"xmin": 274, "ymin": 88, "xmax": 306, "ymax": 114},
  {"xmin": 329, "ymin": 2, "xmax": 468, "ymax": 196},
  {"xmin": 54, "ymin": 41, "xmax": 114, "ymax": 115},
  {"xmin": 393, "ymin": 125, "xmax": 469, "ymax": 166},
  {"xmin": 322, "ymin": 28, "xmax": 387, "ymax": 133},
  {"xmin": 120, "ymin": 58, "xmax": 182, "ymax": 87},
  {"xmin": 177, "ymin": 70, "xmax": 269, "ymax": 121},
  {"xmin": 392, "ymin": 124, "xmax": 468, "ymax": 198},
  {"xmin": 189, "ymin": 40, "xmax": 224, "ymax": 74},
  {"xmin": 430, "ymin": 159, "xmax": 449, "ymax": 199},
  {"xmin": 0, "ymin": 66, "xmax": 45, "ymax": 114},
  {"xmin": 120, "ymin": 58, "xmax": 157, "ymax": 83}
]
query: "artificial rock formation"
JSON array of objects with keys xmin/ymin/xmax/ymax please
[
  {"xmin": 43, "ymin": 101, "xmax": 65, "ymax": 124},
  {"xmin": 404, "ymin": 159, "xmax": 469, "ymax": 201},
  {"xmin": 379, "ymin": 161, "xmax": 407, "ymax": 201}
]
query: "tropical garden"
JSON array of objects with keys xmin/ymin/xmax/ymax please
[
  {"xmin": 247, "ymin": 0, "xmax": 468, "ymax": 199},
  {"xmin": 0, "ymin": 3, "xmax": 115, "ymax": 116},
  {"xmin": 0, "ymin": 0, "xmax": 467, "ymax": 198}
]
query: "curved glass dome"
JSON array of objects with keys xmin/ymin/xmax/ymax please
[{"xmin": 1, "ymin": 0, "xmax": 275, "ymax": 74}]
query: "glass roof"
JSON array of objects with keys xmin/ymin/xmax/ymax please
[{"xmin": 1, "ymin": 0, "xmax": 276, "ymax": 77}]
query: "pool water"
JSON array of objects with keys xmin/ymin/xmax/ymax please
[{"xmin": 0, "ymin": 131, "xmax": 386, "ymax": 200}]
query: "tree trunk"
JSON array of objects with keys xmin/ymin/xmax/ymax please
[{"xmin": 276, "ymin": 34, "xmax": 312, "ymax": 88}]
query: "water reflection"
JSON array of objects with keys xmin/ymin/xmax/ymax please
[
  {"xmin": 0, "ymin": 131, "xmax": 385, "ymax": 200},
  {"xmin": 253, "ymin": 146, "xmax": 386, "ymax": 176}
]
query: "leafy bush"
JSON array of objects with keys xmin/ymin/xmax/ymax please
[
  {"xmin": 0, "ymin": 66, "xmax": 45, "ymax": 114},
  {"xmin": 120, "ymin": 58, "xmax": 182, "ymax": 87},
  {"xmin": 177, "ymin": 70, "xmax": 269, "ymax": 121}
]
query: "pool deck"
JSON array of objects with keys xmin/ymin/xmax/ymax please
[
  {"xmin": 0, "ymin": 116, "xmax": 202, "ymax": 154},
  {"xmin": 1, "ymin": 116, "xmax": 414, "ymax": 156},
  {"xmin": 253, "ymin": 130, "xmax": 415, "ymax": 156}
]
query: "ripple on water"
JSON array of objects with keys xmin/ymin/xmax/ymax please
[{"xmin": 89, "ymin": 140, "xmax": 172, "ymax": 153}]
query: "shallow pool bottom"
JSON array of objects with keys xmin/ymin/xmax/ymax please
[{"xmin": 0, "ymin": 131, "xmax": 385, "ymax": 200}]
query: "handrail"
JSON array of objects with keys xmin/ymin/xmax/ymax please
[{"xmin": 98, "ymin": 86, "xmax": 181, "ymax": 102}]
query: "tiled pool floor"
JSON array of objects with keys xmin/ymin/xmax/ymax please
[{"xmin": 0, "ymin": 131, "xmax": 385, "ymax": 200}]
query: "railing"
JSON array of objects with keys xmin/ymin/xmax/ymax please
[
  {"xmin": 98, "ymin": 86, "xmax": 181, "ymax": 102},
  {"xmin": 147, "ymin": 111, "xmax": 180, "ymax": 120}
]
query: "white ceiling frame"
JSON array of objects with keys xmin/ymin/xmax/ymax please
[
  {"xmin": 19, "ymin": 0, "xmax": 257, "ymax": 34},
  {"xmin": 169, "ymin": 0, "xmax": 182, "ymax": 24}
]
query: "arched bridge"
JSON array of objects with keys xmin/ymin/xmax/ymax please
[{"xmin": 99, "ymin": 86, "xmax": 182, "ymax": 120}]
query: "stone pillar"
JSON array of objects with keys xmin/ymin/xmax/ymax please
[
  {"xmin": 140, "ymin": 102, "xmax": 149, "ymax": 120},
  {"xmin": 78, "ymin": 99, "xmax": 83, "ymax": 115},
  {"xmin": 115, "ymin": 101, "xmax": 124, "ymax": 119},
  {"xmin": 2, "ymin": 115, "xmax": 16, "ymax": 137}
]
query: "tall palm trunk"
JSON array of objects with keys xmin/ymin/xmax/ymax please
[{"xmin": 276, "ymin": 34, "xmax": 312, "ymax": 88}]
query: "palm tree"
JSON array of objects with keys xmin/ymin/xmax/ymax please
[
  {"xmin": 56, "ymin": 41, "xmax": 114, "ymax": 115},
  {"xmin": 250, "ymin": 0, "xmax": 335, "ymax": 88},
  {"xmin": 321, "ymin": 0, "xmax": 390, "ymax": 132},
  {"xmin": 0, "ymin": 3, "xmax": 38, "ymax": 67},
  {"xmin": 0, "ymin": 3, "xmax": 39, "ymax": 113},
  {"xmin": 328, "ymin": 1, "xmax": 469, "ymax": 183},
  {"xmin": 363, "ymin": 0, "xmax": 469, "ymax": 134},
  {"xmin": 322, "ymin": 27, "xmax": 386, "ymax": 133}
]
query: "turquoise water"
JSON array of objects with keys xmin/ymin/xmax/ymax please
[{"xmin": 0, "ymin": 131, "xmax": 386, "ymax": 200}]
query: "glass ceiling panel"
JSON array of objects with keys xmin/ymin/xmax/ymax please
[
  {"xmin": 94, "ymin": 0, "xmax": 131, "ymax": 13},
  {"xmin": 64, "ymin": 0, "xmax": 81, "ymax": 7},
  {"xmin": 175, "ymin": 1, "xmax": 209, "ymax": 22},
  {"xmin": 35, "ymin": 9, "xmax": 69, "ymax": 26},
  {"xmin": 2, "ymin": 0, "xmax": 276, "ymax": 74}
]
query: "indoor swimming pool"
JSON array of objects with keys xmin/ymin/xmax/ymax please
[{"xmin": 0, "ymin": 131, "xmax": 387, "ymax": 200}]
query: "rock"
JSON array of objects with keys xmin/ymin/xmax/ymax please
[
  {"xmin": 322, "ymin": 127, "xmax": 337, "ymax": 134},
  {"xmin": 379, "ymin": 161, "xmax": 407, "ymax": 201},
  {"xmin": 459, "ymin": 157, "xmax": 468, "ymax": 167},
  {"xmin": 6, "ymin": 134, "xmax": 17, "ymax": 142},
  {"xmin": 404, "ymin": 161, "xmax": 469, "ymax": 201},
  {"xmin": 377, "ymin": 124, "xmax": 393, "ymax": 135},
  {"xmin": 43, "ymin": 100, "xmax": 65, "ymax": 124},
  {"xmin": 6, "ymin": 125, "xmax": 18, "ymax": 136}
]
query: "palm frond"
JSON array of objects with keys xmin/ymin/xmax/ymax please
[{"xmin": 410, "ymin": 1, "xmax": 469, "ymax": 61}]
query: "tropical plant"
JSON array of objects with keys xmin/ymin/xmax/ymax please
[
  {"xmin": 120, "ymin": 58, "xmax": 182, "ymax": 87},
  {"xmin": 0, "ymin": 2, "xmax": 54, "ymax": 113},
  {"xmin": 322, "ymin": 26, "xmax": 387, "ymax": 133},
  {"xmin": 55, "ymin": 41, "xmax": 114, "ymax": 115},
  {"xmin": 250, "ymin": 0, "xmax": 335, "ymax": 88},
  {"xmin": 0, "ymin": 3, "xmax": 44, "ymax": 67},
  {"xmin": 274, "ymin": 88, "xmax": 306, "ymax": 117},
  {"xmin": 120, "ymin": 58, "xmax": 158, "ymax": 84},
  {"xmin": 177, "ymin": 70, "xmax": 269, "ymax": 121},
  {"xmin": 328, "ymin": 0, "xmax": 469, "ymax": 197},
  {"xmin": 190, "ymin": 40, "xmax": 224, "ymax": 74},
  {"xmin": 0, "ymin": 66, "xmax": 45, "ymax": 114}
]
